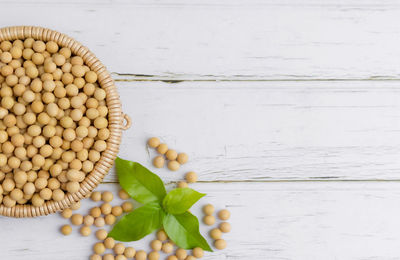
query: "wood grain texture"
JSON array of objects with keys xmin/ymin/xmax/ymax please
[
  {"xmin": 107, "ymin": 80, "xmax": 400, "ymax": 182},
  {"xmin": 2, "ymin": 182, "xmax": 400, "ymax": 260},
  {"xmin": 3, "ymin": 0, "xmax": 400, "ymax": 79},
  {"xmin": 1, "ymin": 0, "xmax": 400, "ymax": 259}
]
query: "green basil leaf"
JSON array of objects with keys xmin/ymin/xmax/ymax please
[
  {"xmin": 115, "ymin": 158, "xmax": 167, "ymax": 204},
  {"xmin": 163, "ymin": 188, "xmax": 205, "ymax": 215},
  {"xmin": 163, "ymin": 212, "xmax": 213, "ymax": 251},
  {"xmin": 108, "ymin": 203, "xmax": 164, "ymax": 242}
]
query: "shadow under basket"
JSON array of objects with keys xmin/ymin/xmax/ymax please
[{"xmin": 0, "ymin": 26, "xmax": 131, "ymax": 218}]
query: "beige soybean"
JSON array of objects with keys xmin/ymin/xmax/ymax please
[
  {"xmin": 103, "ymin": 254, "xmax": 114, "ymax": 260},
  {"xmin": 121, "ymin": 201, "xmax": 133, "ymax": 212},
  {"xmin": 101, "ymin": 203, "xmax": 112, "ymax": 215},
  {"xmin": 80, "ymin": 226, "xmax": 91, "ymax": 236},
  {"xmin": 162, "ymin": 242, "xmax": 174, "ymax": 254},
  {"xmin": 114, "ymin": 243, "xmax": 125, "ymax": 255},
  {"xmin": 175, "ymin": 248, "xmax": 187, "ymax": 260},
  {"xmin": 156, "ymin": 229, "xmax": 168, "ymax": 241},
  {"xmin": 66, "ymin": 169, "xmax": 85, "ymax": 182},
  {"xmin": 3, "ymin": 196, "xmax": 17, "ymax": 207},
  {"xmin": 14, "ymin": 171, "xmax": 28, "ymax": 185},
  {"xmin": 185, "ymin": 172, "xmax": 198, "ymax": 183},
  {"xmin": 135, "ymin": 251, "xmax": 147, "ymax": 260},
  {"xmin": 156, "ymin": 143, "xmax": 168, "ymax": 154},
  {"xmin": 148, "ymin": 251, "xmax": 160, "ymax": 260},
  {"xmin": 177, "ymin": 153, "xmax": 188, "ymax": 164},
  {"xmin": 94, "ymin": 217, "xmax": 105, "ymax": 227},
  {"xmin": 66, "ymin": 181, "xmax": 80, "ymax": 193},
  {"xmin": 101, "ymin": 191, "xmax": 113, "ymax": 202},
  {"xmin": 0, "ymin": 154, "xmax": 7, "ymax": 168},
  {"xmin": 91, "ymin": 191, "xmax": 102, "ymax": 201},
  {"xmin": 214, "ymin": 239, "xmax": 227, "ymax": 250},
  {"xmin": 147, "ymin": 137, "xmax": 160, "ymax": 148},
  {"xmin": 150, "ymin": 240, "xmax": 162, "ymax": 251},
  {"xmin": 96, "ymin": 229, "xmax": 108, "ymax": 240},
  {"xmin": 219, "ymin": 222, "xmax": 231, "ymax": 233},
  {"xmin": 105, "ymin": 214, "xmax": 116, "ymax": 225},
  {"xmin": 23, "ymin": 182, "xmax": 35, "ymax": 195},
  {"xmin": 203, "ymin": 204, "xmax": 215, "ymax": 215},
  {"xmin": 10, "ymin": 189, "xmax": 23, "ymax": 201},
  {"xmin": 4, "ymin": 156, "xmax": 16, "ymax": 170},
  {"xmin": 93, "ymin": 242, "xmax": 106, "ymax": 254},
  {"xmin": 71, "ymin": 214, "xmax": 83, "ymax": 225},
  {"xmin": 83, "ymin": 215, "xmax": 95, "ymax": 226},
  {"xmin": 165, "ymin": 149, "xmax": 178, "ymax": 161},
  {"xmin": 39, "ymin": 188, "xmax": 52, "ymax": 200},
  {"xmin": 85, "ymin": 71, "xmax": 97, "ymax": 83},
  {"xmin": 90, "ymin": 255, "xmax": 102, "ymax": 260},
  {"xmin": 34, "ymin": 178, "xmax": 47, "ymax": 190},
  {"xmin": 218, "ymin": 209, "xmax": 231, "ymax": 220},
  {"xmin": 177, "ymin": 181, "xmax": 188, "ymax": 188},
  {"xmin": 111, "ymin": 206, "xmax": 123, "ymax": 217},
  {"xmin": 203, "ymin": 215, "xmax": 216, "ymax": 226},
  {"xmin": 124, "ymin": 247, "xmax": 136, "ymax": 258},
  {"xmin": 90, "ymin": 207, "xmax": 102, "ymax": 218},
  {"xmin": 192, "ymin": 247, "xmax": 204, "ymax": 258},
  {"xmin": 48, "ymin": 178, "xmax": 61, "ymax": 190},
  {"xmin": 167, "ymin": 161, "xmax": 180, "ymax": 171},
  {"xmin": 104, "ymin": 237, "xmax": 115, "ymax": 249},
  {"xmin": 118, "ymin": 189, "xmax": 130, "ymax": 200},
  {"xmin": 61, "ymin": 224, "xmax": 72, "ymax": 236},
  {"xmin": 153, "ymin": 156, "xmax": 165, "ymax": 168}
]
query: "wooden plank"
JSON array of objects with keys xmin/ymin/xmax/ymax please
[
  {"xmin": 2, "ymin": 0, "xmax": 400, "ymax": 79},
  {"xmin": 101, "ymin": 80, "xmax": 400, "ymax": 182},
  {"xmin": 2, "ymin": 182, "xmax": 400, "ymax": 260}
]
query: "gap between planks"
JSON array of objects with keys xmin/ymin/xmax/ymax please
[
  {"xmin": 112, "ymin": 73, "xmax": 400, "ymax": 83},
  {"xmin": 101, "ymin": 179, "xmax": 400, "ymax": 184}
]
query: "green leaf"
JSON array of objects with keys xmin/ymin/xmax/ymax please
[
  {"xmin": 115, "ymin": 158, "xmax": 167, "ymax": 204},
  {"xmin": 163, "ymin": 212, "xmax": 213, "ymax": 251},
  {"xmin": 163, "ymin": 188, "xmax": 205, "ymax": 215},
  {"xmin": 109, "ymin": 203, "xmax": 164, "ymax": 242}
]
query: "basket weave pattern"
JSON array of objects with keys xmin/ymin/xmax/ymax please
[{"xmin": 0, "ymin": 26, "xmax": 128, "ymax": 218}]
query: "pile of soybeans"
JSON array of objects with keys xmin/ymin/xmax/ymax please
[{"xmin": 0, "ymin": 38, "xmax": 109, "ymax": 208}]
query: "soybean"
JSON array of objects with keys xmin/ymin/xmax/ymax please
[
  {"xmin": 61, "ymin": 224, "xmax": 72, "ymax": 235},
  {"xmin": 147, "ymin": 137, "xmax": 160, "ymax": 148}
]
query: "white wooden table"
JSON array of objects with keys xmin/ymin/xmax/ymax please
[{"xmin": 2, "ymin": 0, "xmax": 400, "ymax": 259}]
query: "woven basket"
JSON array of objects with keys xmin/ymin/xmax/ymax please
[{"xmin": 0, "ymin": 26, "xmax": 131, "ymax": 218}]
